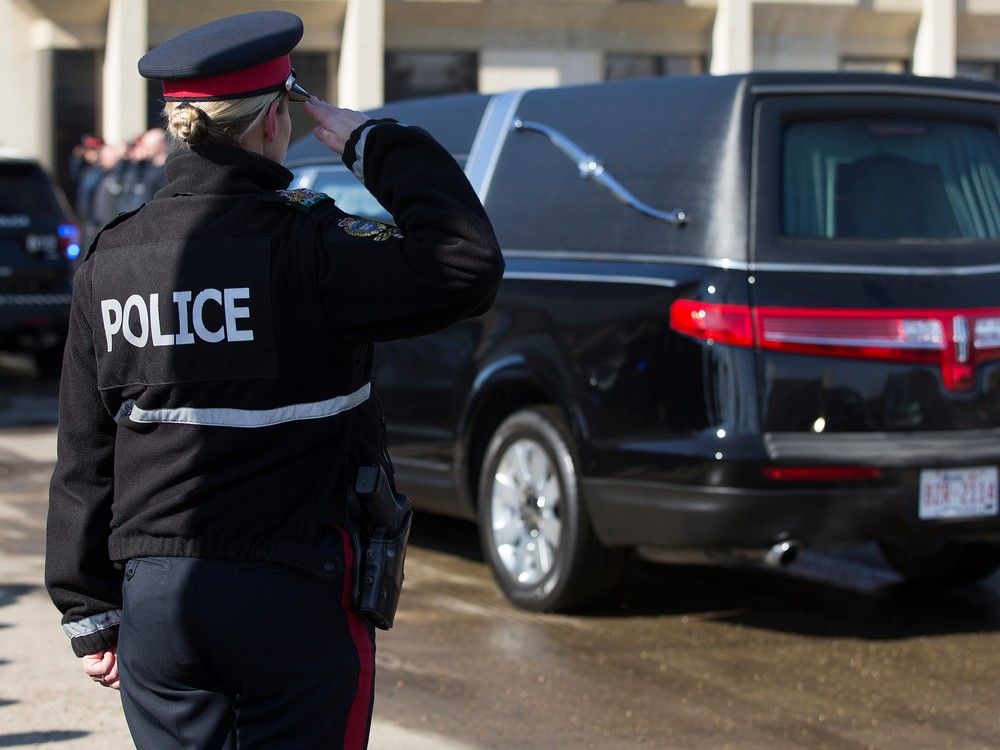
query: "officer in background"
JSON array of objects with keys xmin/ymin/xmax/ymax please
[{"xmin": 44, "ymin": 10, "xmax": 503, "ymax": 750}]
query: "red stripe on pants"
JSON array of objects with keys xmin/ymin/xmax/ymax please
[{"xmin": 337, "ymin": 527, "xmax": 376, "ymax": 749}]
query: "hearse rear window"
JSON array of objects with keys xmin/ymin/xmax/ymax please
[{"xmin": 782, "ymin": 120, "xmax": 1000, "ymax": 240}]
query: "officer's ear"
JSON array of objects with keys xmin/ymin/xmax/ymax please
[{"xmin": 262, "ymin": 97, "xmax": 283, "ymax": 142}]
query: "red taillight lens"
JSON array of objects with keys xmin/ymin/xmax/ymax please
[
  {"xmin": 762, "ymin": 466, "xmax": 882, "ymax": 482},
  {"xmin": 669, "ymin": 300, "xmax": 753, "ymax": 347},
  {"xmin": 669, "ymin": 301, "xmax": 1000, "ymax": 392}
]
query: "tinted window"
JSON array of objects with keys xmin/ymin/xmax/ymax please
[
  {"xmin": 783, "ymin": 119, "xmax": 1000, "ymax": 239},
  {"xmin": 0, "ymin": 163, "xmax": 62, "ymax": 225},
  {"xmin": 306, "ymin": 167, "xmax": 392, "ymax": 222},
  {"xmin": 285, "ymin": 93, "xmax": 487, "ymax": 168},
  {"xmin": 485, "ymin": 76, "xmax": 747, "ymax": 259}
]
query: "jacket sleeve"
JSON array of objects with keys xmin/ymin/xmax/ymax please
[
  {"xmin": 44, "ymin": 263, "xmax": 123, "ymax": 657},
  {"xmin": 314, "ymin": 119, "xmax": 504, "ymax": 343}
]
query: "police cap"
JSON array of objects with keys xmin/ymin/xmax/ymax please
[{"xmin": 138, "ymin": 11, "xmax": 309, "ymax": 102}]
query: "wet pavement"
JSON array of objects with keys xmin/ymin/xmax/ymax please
[{"xmin": 2, "ymin": 357, "xmax": 1000, "ymax": 749}]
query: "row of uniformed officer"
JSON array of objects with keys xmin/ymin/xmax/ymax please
[{"xmin": 44, "ymin": 10, "xmax": 503, "ymax": 749}]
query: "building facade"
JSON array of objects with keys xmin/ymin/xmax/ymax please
[{"xmin": 1, "ymin": 0, "xmax": 998, "ymax": 186}]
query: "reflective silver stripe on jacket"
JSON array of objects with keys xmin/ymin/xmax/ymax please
[
  {"xmin": 125, "ymin": 382, "xmax": 371, "ymax": 428},
  {"xmin": 351, "ymin": 122, "xmax": 380, "ymax": 182},
  {"xmin": 62, "ymin": 609, "xmax": 122, "ymax": 639}
]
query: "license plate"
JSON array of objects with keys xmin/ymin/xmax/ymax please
[{"xmin": 919, "ymin": 466, "xmax": 999, "ymax": 520}]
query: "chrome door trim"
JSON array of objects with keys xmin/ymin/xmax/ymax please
[
  {"xmin": 503, "ymin": 271, "xmax": 678, "ymax": 288},
  {"xmin": 503, "ymin": 249, "xmax": 1000, "ymax": 276}
]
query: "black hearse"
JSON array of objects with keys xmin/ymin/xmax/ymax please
[{"xmin": 286, "ymin": 73, "xmax": 1000, "ymax": 611}]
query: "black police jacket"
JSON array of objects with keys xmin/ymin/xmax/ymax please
[{"xmin": 45, "ymin": 120, "xmax": 504, "ymax": 657}]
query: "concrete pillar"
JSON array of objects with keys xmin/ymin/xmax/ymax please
[
  {"xmin": 326, "ymin": 52, "xmax": 340, "ymax": 106},
  {"xmin": 102, "ymin": 0, "xmax": 148, "ymax": 144},
  {"xmin": 912, "ymin": 0, "xmax": 956, "ymax": 77},
  {"xmin": 479, "ymin": 49, "xmax": 602, "ymax": 93},
  {"xmin": 710, "ymin": 0, "xmax": 753, "ymax": 74},
  {"xmin": 0, "ymin": 2, "xmax": 53, "ymax": 166},
  {"xmin": 338, "ymin": 0, "xmax": 384, "ymax": 110}
]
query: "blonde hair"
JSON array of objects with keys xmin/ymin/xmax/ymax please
[{"xmin": 165, "ymin": 92, "xmax": 285, "ymax": 147}]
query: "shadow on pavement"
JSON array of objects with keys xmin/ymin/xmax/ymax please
[
  {"xmin": 605, "ymin": 557, "xmax": 1000, "ymax": 640},
  {"xmin": 0, "ymin": 732, "xmax": 89, "ymax": 747},
  {"xmin": 0, "ymin": 585, "xmax": 37, "ymax": 610},
  {"xmin": 409, "ymin": 511, "xmax": 1000, "ymax": 640},
  {"xmin": 0, "ymin": 700, "xmax": 17, "ymax": 708}
]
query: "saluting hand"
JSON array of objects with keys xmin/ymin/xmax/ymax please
[
  {"xmin": 81, "ymin": 648, "xmax": 120, "ymax": 690},
  {"xmin": 304, "ymin": 97, "xmax": 368, "ymax": 157}
]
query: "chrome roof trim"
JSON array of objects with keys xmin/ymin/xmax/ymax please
[
  {"xmin": 751, "ymin": 83, "xmax": 1000, "ymax": 105},
  {"xmin": 465, "ymin": 90, "xmax": 526, "ymax": 203}
]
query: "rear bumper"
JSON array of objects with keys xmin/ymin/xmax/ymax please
[
  {"xmin": 582, "ymin": 476, "xmax": 1000, "ymax": 549},
  {"xmin": 0, "ymin": 294, "xmax": 70, "ymax": 351}
]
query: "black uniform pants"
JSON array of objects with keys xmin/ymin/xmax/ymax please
[{"xmin": 117, "ymin": 530, "xmax": 376, "ymax": 750}]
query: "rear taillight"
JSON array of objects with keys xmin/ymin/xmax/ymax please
[
  {"xmin": 58, "ymin": 224, "xmax": 81, "ymax": 260},
  {"xmin": 762, "ymin": 466, "xmax": 882, "ymax": 482},
  {"xmin": 669, "ymin": 300, "xmax": 753, "ymax": 347},
  {"xmin": 670, "ymin": 300, "xmax": 1000, "ymax": 391}
]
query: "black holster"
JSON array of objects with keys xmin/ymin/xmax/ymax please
[{"xmin": 353, "ymin": 466, "xmax": 412, "ymax": 630}]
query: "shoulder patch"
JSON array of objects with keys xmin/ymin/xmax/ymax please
[
  {"xmin": 259, "ymin": 188, "xmax": 332, "ymax": 213},
  {"xmin": 337, "ymin": 216, "xmax": 403, "ymax": 242}
]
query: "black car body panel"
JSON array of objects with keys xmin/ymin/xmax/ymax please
[
  {"xmin": 0, "ymin": 155, "xmax": 78, "ymax": 360},
  {"xmin": 289, "ymin": 73, "xmax": 1000, "ymax": 556}
]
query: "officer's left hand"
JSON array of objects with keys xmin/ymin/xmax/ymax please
[{"xmin": 81, "ymin": 647, "xmax": 120, "ymax": 690}]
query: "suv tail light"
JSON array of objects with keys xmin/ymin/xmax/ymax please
[
  {"xmin": 670, "ymin": 300, "xmax": 1000, "ymax": 391},
  {"xmin": 58, "ymin": 224, "xmax": 81, "ymax": 260}
]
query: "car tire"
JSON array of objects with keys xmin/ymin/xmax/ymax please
[
  {"xmin": 879, "ymin": 540, "xmax": 1000, "ymax": 587},
  {"xmin": 477, "ymin": 406, "xmax": 625, "ymax": 612}
]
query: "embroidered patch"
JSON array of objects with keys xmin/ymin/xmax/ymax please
[
  {"xmin": 260, "ymin": 188, "xmax": 331, "ymax": 213},
  {"xmin": 338, "ymin": 216, "xmax": 403, "ymax": 242}
]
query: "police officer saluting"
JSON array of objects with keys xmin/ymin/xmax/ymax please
[{"xmin": 44, "ymin": 10, "xmax": 502, "ymax": 750}]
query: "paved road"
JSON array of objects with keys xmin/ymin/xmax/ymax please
[{"xmin": 2, "ymin": 360, "xmax": 1000, "ymax": 749}]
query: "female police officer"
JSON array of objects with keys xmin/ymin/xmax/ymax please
[{"xmin": 44, "ymin": 10, "xmax": 502, "ymax": 749}]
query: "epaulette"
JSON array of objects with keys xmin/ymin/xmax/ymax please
[
  {"xmin": 84, "ymin": 207, "xmax": 143, "ymax": 260},
  {"xmin": 259, "ymin": 188, "xmax": 332, "ymax": 213}
]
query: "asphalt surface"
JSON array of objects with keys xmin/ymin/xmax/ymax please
[{"xmin": 2, "ymin": 354, "xmax": 1000, "ymax": 749}]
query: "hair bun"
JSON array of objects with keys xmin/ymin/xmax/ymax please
[{"xmin": 168, "ymin": 103, "xmax": 209, "ymax": 145}]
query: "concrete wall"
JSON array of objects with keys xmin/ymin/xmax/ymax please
[{"xmin": 0, "ymin": 1, "xmax": 53, "ymax": 167}]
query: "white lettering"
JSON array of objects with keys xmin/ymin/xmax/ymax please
[
  {"xmin": 148, "ymin": 293, "xmax": 174, "ymax": 347},
  {"xmin": 100, "ymin": 288, "xmax": 255, "ymax": 350},
  {"xmin": 122, "ymin": 294, "xmax": 149, "ymax": 348},
  {"xmin": 193, "ymin": 289, "xmax": 225, "ymax": 343},
  {"xmin": 224, "ymin": 287, "xmax": 254, "ymax": 342},
  {"xmin": 100, "ymin": 299, "xmax": 122, "ymax": 353},
  {"xmin": 173, "ymin": 291, "xmax": 194, "ymax": 345}
]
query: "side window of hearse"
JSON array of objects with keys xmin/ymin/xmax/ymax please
[
  {"xmin": 485, "ymin": 83, "xmax": 705, "ymax": 257},
  {"xmin": 782, "ymin": 119, "xmax": 1000, "ymax": 240}
]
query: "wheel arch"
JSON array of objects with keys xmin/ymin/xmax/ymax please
[{"xmin": 454, "ymin": 354, "xmax": 583, "ymax": 513}]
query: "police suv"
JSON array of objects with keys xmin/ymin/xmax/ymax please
[
  {"xmin": 0, "ymin": 149, "xmax": 80, "ymax": 376},
  {"xmin": 286, "ymin": 72, "xmax": 1000, "ymax": 612}
]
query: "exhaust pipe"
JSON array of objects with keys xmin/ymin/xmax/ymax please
[{"xmin": 764, "ymin": 539, "xmax": 802, "ymax": 568}]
